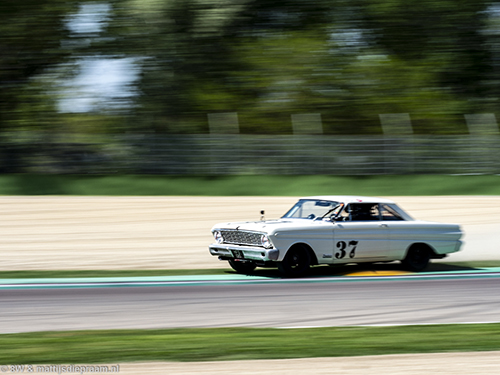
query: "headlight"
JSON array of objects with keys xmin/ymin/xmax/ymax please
[
  {"xmin": 261, "ymin": 234, "xmax": 272, "ymax": 248},
  {"xmin": 213, "ymin": 231, "xmax": 223, "ymax": 244}
]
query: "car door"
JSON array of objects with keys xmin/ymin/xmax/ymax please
[
  {"xmin": 332, "ymin": 203, "xmax": 390, "ymax": 263},
  {"xmin": 379, "ymin": 203, "xmax": 410, "ymax": 260}
]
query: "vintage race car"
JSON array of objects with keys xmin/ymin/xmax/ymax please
[{"xmin": 209, "ymin": 196, "xmax": 463, "ymax": 277}]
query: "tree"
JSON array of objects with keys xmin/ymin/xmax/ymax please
[
  {"xmin": 0, "ymin": 0, "xmax": 78, "ymax": 131},
  {"xmin": 360, "ymin": 0, "xmax": 491, "ymax": 100}
]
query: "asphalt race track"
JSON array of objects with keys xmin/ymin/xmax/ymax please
[{"xmin": 1, "ymin": 271, "xmax": 500, "ymax": 333}]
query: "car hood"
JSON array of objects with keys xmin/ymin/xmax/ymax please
[{"xmin": 211, "ymin": 218, "xmax": 329, "ymax": 234}]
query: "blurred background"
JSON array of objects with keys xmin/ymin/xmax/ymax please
[{"xmin": 2, "ymin": 0, "xmax": 500, "ymax": 175}]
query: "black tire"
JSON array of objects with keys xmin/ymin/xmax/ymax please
[
  {"xmin": 401, "ymin": 245, "xmax": 430, "ymax": 272},
  {"xmin": 228, "ymin": 259, "xmax": 257, "ymax": 274},
  {"xmin": 278, "ymin": 246, "xmax": 311, "ymax": 277}
]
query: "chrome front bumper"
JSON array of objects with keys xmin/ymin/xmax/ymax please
[{"xmin": 209, "ymin": 243, "xmax": 279, "ymax": 262}]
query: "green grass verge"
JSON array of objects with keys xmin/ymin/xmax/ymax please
[
  {"xmin": 0, "ymin": 269, "xmax": 228, "ymax": 279},
  {"xmin": 1, "ymin": 324, "xmax": 500, "ymax": 364},
  {"xmin": 0, "ymin": 261, "xmax": 499, "ymax": 279},
  {"xmin": 1, "ymin": 174, "xmax": 500, "ymax": 196}
]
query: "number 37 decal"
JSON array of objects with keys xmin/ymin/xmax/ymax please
[{"xmin": 335, "ymin": 240, "xmax": 359, "ymax": 259}]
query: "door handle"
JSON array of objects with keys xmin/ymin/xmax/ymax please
[{"xmin": 379, "ymin": 224, "xmax": 388, "ymax": 228}]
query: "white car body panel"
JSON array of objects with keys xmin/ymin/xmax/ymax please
[
  {"xmin": 387, "ymin": 220, "xmax": 463, "ymax": 257},
  {"xmin": 332, "ymin": 222, "xmax": 390, "ymax": 262}
]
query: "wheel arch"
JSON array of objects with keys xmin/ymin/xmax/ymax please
[
  {"xmin": 405, "ymin": 242, "xmax": 437, "ymax": 259},
  {"xmin": 287, "ymin": 242, "xmax": 319, "ymax": 266}
]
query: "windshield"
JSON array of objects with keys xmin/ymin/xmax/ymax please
[{"xmin": 282, "ymin": 199, "xmax": 342, "ymax": 220}]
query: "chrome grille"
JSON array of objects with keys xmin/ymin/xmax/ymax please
[{"xmin": 221, "ymin": 230, "xmax": 263, "ymax": 247}]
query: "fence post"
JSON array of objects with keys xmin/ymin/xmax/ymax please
[
  {"xmin": 379, "ymin": 113, "xmax": 414, "ymax": 174},
  {"xmin": 208, "ymin": 112, "xmax": 240, "ymax": 174},
  {"xmin": 464, "ymin": 114, "xmax": 500, "ymax": 174},
  {"xmin": 291, "ymin": 113, "xmax": 323, "ymax": 173}
]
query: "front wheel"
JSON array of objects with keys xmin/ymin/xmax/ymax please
[
  {"xmin": 401, "ymin": 245, "xmax": 430, "ymax": 272},
  {"xmin": 278, "ymin": 246, "xmax": 311, "ymax": 277},
  {"xmin": 228, "ymin": 259, "xmax": 256, "ymax": 274}
]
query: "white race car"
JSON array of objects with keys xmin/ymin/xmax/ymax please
[{"xmin": 209, "ymin": 196, "xmax": 463, "ymax": 277}]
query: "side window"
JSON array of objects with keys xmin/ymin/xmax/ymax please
[
  {"xmin": 380, "ymin": 204, "xmax": 404, "ymax": 221},
  {"xmin": 339, "ymin": 206, "xmax": 350, "ymax": 221},
  {"xmin": 348, "ymin": 203, "xmax": 380, "ymax": 221}
]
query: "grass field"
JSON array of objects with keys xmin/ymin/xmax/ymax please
[
  {"xmin": 0, "ymin": 261, "xmax": 499, "ymax": 279},
  {"xmin": 1, "ymin": 174, "xmax": 500, "ymax": 196},
  {"xmin": 1, "ymin": 324, "xmax": 500, "ymax": 364}
]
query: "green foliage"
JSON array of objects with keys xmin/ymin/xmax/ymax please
[
  {"xmin": 113, "ymin": 0, "xmax": 493, "ymax": 134},
  {"xmin": 0, "ymin": 0, "xmax": 498, "ymax": 140},
  {"xmin": 1, "ymin": 174, "xmax": 500, "ymax": 196},
  {"xmin": 361, "ymin": 0, "xmax": 490, "ymax": 105},
  {"xmin": 0, "ymin": 0, "xmax": 77, "ymax": 130}
]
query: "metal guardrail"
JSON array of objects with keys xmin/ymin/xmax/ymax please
[{"xmin": 1, "ymin": 134, "xmax": 499, "ymax": 175}]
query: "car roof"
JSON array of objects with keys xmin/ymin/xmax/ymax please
[{"xmin": 300, "ymin": 196, "xmax": 396, "ymax": 204}]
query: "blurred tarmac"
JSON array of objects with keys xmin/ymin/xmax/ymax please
[{"xmin": 0, "ymin": 196, "xmax": 498, "ymax": 270}]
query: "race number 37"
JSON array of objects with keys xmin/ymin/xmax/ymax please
[{"xmin": 335, "ymin": 240, "xmax": 359, "ymax": 259}]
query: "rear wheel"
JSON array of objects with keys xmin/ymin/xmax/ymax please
[
  {"xmin": 278, "ymin": 246, "xmax": 311, "ymax": 277},
  {"xmin": 228, "ymin": 259, "xmax": 256, "ymax": 274},
  {"xmin": 401, "ymin": 245, "xmax": 430, "ymax": 272}
]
